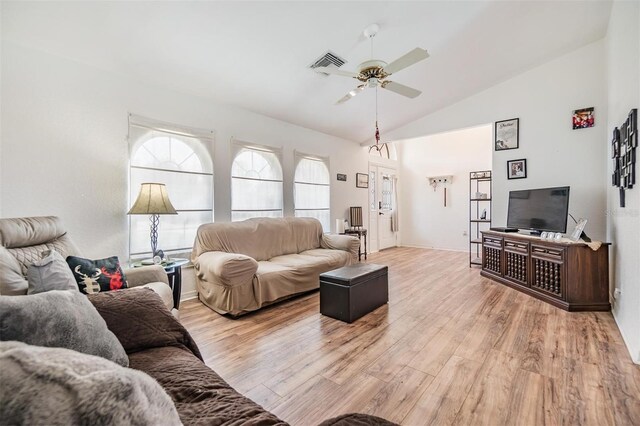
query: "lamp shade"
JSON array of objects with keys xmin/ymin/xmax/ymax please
[{"xmin": 128, "ymin": 183, "xmax": 177, "ymax": 215}]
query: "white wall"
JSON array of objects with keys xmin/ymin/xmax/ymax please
[
  {"xmin": 605, "ymin": 0, "xmax": 640, "ymax": 364},
  {"xmin": 396, "ymin": 125, "xmax": 492, "ymax": 251},
  {"xmin": 0, "ymin": 42, "xmax": 370, "ymax": 299},
  {"xmin": 388, "ymin": 40, "xmax": 608, "ymax": 241}
]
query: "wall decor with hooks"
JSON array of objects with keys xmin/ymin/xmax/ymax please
[{"xmin": 427, "ymin": 175, "xmax": 453, "ymax": 207}]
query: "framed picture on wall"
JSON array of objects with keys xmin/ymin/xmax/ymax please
[
  {"xmin": 507, "ymin": 158, "xmax": 527, "ymax": 179},
  {"xmin": 356, "ymin": 173, "xmax": 369, "ymax": 188},
  {"xmin": 495, "ymin": 118, "xmax": 519, "ymax": 151}
]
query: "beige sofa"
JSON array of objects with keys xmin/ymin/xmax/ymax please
[
  {"xmin": 0, "ymin": 216, "xmax": 177, "ymax": 316},
  {"xmin": 192, "ymin": 217, "xmax": 360, "ymax": 316}
]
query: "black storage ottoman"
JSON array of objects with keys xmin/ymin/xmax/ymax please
[{"xmin": 319, "ymin": 263, "xmax": 389, "ymax": 323}]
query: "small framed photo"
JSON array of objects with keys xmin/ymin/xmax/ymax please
[
  {"xmin": 507, "ymin": 159, "xmax": 527, "ymax": 180},
  {"xmin": 495, "ymin": 118, "xmax": 519, "ymax": 151},
  {"xmin": 569, "ymin": 218, "xmax": 588, "ymax": 241},
  {"xmin": 356, "ymin": 173, "xmax": 369, "ymax": 188},
  {"xmin": 572, "ymin": 107, "xmax": 595, "ymax": 130},
  {"xmin": 336, "ymin": 173, "xmax": 347, "ymax": 181}
]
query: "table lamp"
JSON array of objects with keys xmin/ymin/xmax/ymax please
[{"xmin": 128, "ymin": 183, "xmax": 177, "ymax": 258}]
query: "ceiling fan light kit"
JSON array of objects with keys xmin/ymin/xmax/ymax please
[
  {"xmin": 314, "ymin": 23, "xmax": 429, "ymax": 104},
  {"xmin": 316, "ymin": 23, "xmax": 429, "ymax": 157}
]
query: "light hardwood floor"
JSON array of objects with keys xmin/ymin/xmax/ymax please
[{"xmin": 180, "ymin": 247, "xmax": 640, "ymax": 425}]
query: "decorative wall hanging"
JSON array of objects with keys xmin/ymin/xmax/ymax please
[
  {"xmin": 495, "ymin": 118, "xmax": 519, "ymax": 151},
  {"xmin": 337, "ymin": 173, "xmax": 347, "ymax": 181},
  {"xmin": 507, "ymin": 159, "xmax": 527, "ymax": 180},
  {"xmin": 611, "ymin": 108, "xmax": 637, "ymax": 207},
  {"xmin": 573, "ymin": 107, "xmax": 595, "ymax": 129},
  {"xmin": 356, "ymin": 173, "xmax": 369, "ymax": 188}
]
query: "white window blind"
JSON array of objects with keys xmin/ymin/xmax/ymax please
[
  {"xmin": 231, "ymin": 141, "xmax": 283, "ymax": 221},
  {"xmin": 294, "ymin": 152, "xmax": 330, "ymax": 231},
  {"xmin": 128, "ymin": 115, "xmax": 214, "ymax": 257}
]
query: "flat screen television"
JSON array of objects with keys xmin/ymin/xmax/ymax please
[{"xmin": 507, "ymin": 186, "xmax": 570, "ymax": 234}]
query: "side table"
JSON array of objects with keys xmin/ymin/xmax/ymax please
[
  {"xmin": 342, "ymin": 229, "xmax": 367, "ymax": 261},
  {"xmin": 130, "ymin": 258, "xmax": 189, "ymax": 309}
]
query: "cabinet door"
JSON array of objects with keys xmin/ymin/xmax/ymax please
[
  {"xmin": 503, "ymin": 239, "xmax": 529, "ymax": 286},
  {"xmin": 530, "ymin": 245, "xmax": 565, "ymax": 300},
  {"xmin": 482, "ymin": 235, "xmax": 503, "ymax": 275}
]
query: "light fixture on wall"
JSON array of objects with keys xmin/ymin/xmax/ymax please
[
  {"xmin": 369, "ymin": 85, "xmax": 391, "ymax": 158},
  {"xmin": 128, "ymin": 183, "xmax": 177, "ymax": 259}
]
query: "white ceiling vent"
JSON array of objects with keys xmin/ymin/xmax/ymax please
[{"xmin": 309, "ymin": 51, "xmax": 346, "ymax": 76}]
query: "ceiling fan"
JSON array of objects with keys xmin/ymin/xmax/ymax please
[{"xmin": 315, "ymin": 24, "xmax": 429, "ymax": 104}]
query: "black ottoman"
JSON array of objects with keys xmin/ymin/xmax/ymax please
[{"xmin": 319, "ymin": 263, "xmax": 388, "ymax": 323}]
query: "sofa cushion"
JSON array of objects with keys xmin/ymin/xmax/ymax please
[
  {"xmin": 0, "ymin": 216, "xmax": 80, "ymax": 278},
  {"xmin": 129, "ymin": 346, "xmax": 286, "ymax": 425},
  {"xmin": 0, "ymin": 290, "xmax": 129, "ymax": 366},
  {"xmin": 27, "ymin": 249, "xmax": 77, "ymax": 294},
  {"xmin": 193, "ymin": 217, "xmax": 302, "ymax": 261},
  {"xmin": 88, "ymin": 288, "xmax": 201, "ymax": 358},
  {"xmin": 67, "ymin": 255, "xmax": 128, "ymax": 294},
  {"xmin": 0, "ymin": 246, "xmax": 29, "ymax": 295},
  {"xmin": 0, "ymin": 341, "xmax": 181, "ymax": 426}
]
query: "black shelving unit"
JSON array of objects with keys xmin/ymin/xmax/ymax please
[{"xmin": 469, "ymin": 170, "xmax": 492, "ymax": 267}]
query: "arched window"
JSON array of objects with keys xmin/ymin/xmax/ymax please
[
  {"xmin": 129, "ymin": 116, "xmax": 213, "ymax": 257},
  {"xmin": 294, "ymin": 154, "xmax": 330, "ymax": 231},
  {"xmin": 231, "ymin": 144, "xmax": 283, "ymax": 221}
]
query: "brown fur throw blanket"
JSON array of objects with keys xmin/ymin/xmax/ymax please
[{"xmin": 0, "ymin": 341, "xmax": 182, "ymax": 426}]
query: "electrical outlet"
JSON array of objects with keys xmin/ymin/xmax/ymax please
[{"xmin": 614, "ymin": 288, "xmax": 621, "ymax": 299}]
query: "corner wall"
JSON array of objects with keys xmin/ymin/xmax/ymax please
[
  {"xmin": 605, "ymin": 0, "xmax": 640, "ymax": 364},
  {"xmin": 396, "ymin": 125, "xmax": 492, "ymax": 251}
]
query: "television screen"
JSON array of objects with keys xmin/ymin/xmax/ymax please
[{"xmin": 507, "ymin": 186, "xmax": 570, "ymax": 233}]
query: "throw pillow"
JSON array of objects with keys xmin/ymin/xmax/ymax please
[
  {"xmin": 0, "ymin": 341, "xmax": 182, "ymax": 426},
  {"xmin": 66, "ymin": 255, "xmax": 128, "ymax": 294},
  {"xmin": 27, "ymin": 249, "xmax": 77, "ymax": 294},
  {"xmin": 0, "ymin": 290, "xmax": 129, "ymax": 366}
]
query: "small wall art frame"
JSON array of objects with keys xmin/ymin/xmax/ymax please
[
  {"xmin": 356, "ymin": 173, "xmax": 369, "ymax": 188},
  {"xmin": 495, "ymin": 118, "xmax": 519, "ymax": 151},
  {"xmin": 573, "ymin": 107, "xmax": 595, "ymax": 130},
  {"xmin": 507, "ymin": 158, "xmax": 527, "ymax": 180}
]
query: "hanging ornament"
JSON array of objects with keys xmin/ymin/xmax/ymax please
[{"xmin": 369, "ymin": 86, "xmax": 390, "ymax": 158}]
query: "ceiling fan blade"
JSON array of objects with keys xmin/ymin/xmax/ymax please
[
  {"xmin": 336, "ymin": 84, "xmax": 366, "ymax": 104},
  {"xmin": 383, "ymin": 48, "xmax": 429, "ymax": 75},
  {"xmin": 381, "ymin": 81, "xmax": 422, "ymax": 98},
  {"xmin": 314, "ymin": 66, "xmax": 359, "ymax": 78}
]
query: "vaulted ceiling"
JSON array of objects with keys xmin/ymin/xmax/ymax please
[{"xmin": 3, "ymin": 1, "xmax": 612, "ymax": 143}]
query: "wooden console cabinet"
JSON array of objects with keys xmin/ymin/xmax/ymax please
[{"xmin": 480, "ymin": 231, "xmax": 610, "ymax": 311}]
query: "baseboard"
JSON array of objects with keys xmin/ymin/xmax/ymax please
[
  {"xmin": 612, "ymin": 309, "xmax": 640, "ymax": 365},
  {"xmin": 181, "ymin": 290, "xmax": 198, "ymax": 301},
  {"xmin": 400, "ymin": 244, "xmax": 468, "ymax": 253}
]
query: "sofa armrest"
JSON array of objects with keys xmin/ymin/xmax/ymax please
[
  {"xmin": 321, "ymin": 234, "xmax": 360, "ymax": 259},
  {"xmin": 124, "ymin": 265, "xmax": 169, "ymax": 288},
  {"xmin": 88, "ymin": 288, "xmax": 201, "ymax": 360},
  {"xmin": 194, "ymin": 251, "xmax": 258, "ymax": 289}
]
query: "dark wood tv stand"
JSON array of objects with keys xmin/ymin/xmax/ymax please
[{"xmin": 480, "ymin": 231, "xmax": 610, "ymax": 311}]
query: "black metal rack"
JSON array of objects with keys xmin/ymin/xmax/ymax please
[{"xmin": 469, "ymin": 170, "xmax": 492, "ymax": 267}]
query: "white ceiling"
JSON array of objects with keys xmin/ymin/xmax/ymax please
[{"xmin": 2, "ymin": 1, "xmax": 612, "ymax": 143}]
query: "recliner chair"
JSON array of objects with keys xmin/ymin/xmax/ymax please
[{"xmin": 0, "ymin": 216, "xmax": 177, "ymax": 316}]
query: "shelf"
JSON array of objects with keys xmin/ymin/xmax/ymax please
[
  {"xmin": 470, "ymin": 219, "xmax": 491, "ymax": 223},
  {"xmin": 470, "ymin": 258, "xmax": 482, "ymax": 266},
  {"xmin": 470, "ymin": 239, "xmax": 482, "ymax": 244},
  {"xmin": 470, "ymin": 178, "xmax": 492, "ymax": 182},
  {"xmin": 470, "ymin": 198, "xmax": 492, "ymax": 201}
]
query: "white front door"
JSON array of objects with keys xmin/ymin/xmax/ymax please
[{"xmin": 369, "ymin": 164, "xmax": 397, "ymax": 252}]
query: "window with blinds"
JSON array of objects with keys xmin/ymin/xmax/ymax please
[
  {"xmin": 294, "ymin": 153, "xmax": 330, "ymax": 231},
  {"xmin": 128, "ymin": 115, "xmax": 214, "ymax": 257},
  {"xmin": 231, "ymin": 143, "xmax": 283, "ymax": 221}
]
